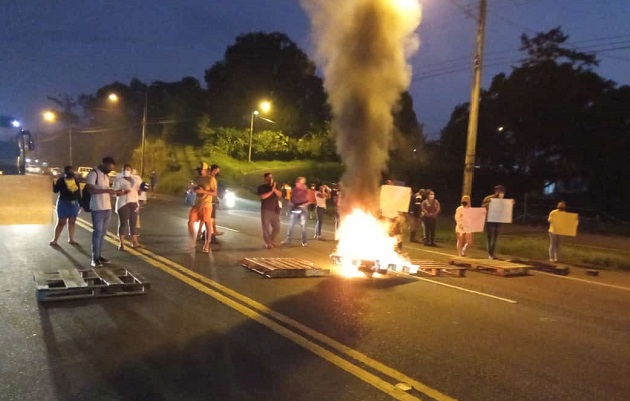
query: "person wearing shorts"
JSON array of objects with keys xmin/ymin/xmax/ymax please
[
  {"xmin": 50, "ymin": 165, "xmax": 81, "ymax": 246},
  {"xmin": 187, "ymin": 162, "xmax": 217, "ymax": 253}
]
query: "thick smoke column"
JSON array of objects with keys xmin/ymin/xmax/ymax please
[{"xmin": 302, "ymin": 0, "xmax": 421, "ymax": 213}]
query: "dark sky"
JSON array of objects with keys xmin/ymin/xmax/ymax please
[{"xmin": 2, "ymin": 0, "xmax": 629, "ymax": 138}]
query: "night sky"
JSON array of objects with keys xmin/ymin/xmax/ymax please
[{"xmin": 2, "ymin": 0, "xmax": 629, "ymax": 138}]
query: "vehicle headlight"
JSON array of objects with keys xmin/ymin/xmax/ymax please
[{"xmin": 224, "ymin": 191, "xmax": 236, "ymax": 208}]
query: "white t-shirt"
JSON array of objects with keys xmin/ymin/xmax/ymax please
[
  {"xmin": 113, "ymin": 175, "xmax": 141, "ymax": 210},
  {"xmin": 86, "ymin": 168, "xmax": 112, "ymax": 211}
]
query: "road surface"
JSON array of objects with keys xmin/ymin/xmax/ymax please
[{"xmin": 2, "ymin": 195, "xmax": 629, "ymax": 401}]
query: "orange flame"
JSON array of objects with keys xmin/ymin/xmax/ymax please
[{"xmin": 334, "ymin": 209, "xmax": 409, "ymax": 277}]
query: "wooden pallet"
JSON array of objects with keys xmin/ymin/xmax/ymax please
[
  {"xmin": 508, "ymin": 259, "xmax": 570, "ymax": 276},
  {"xmin": 34, "ymin": 267, "xmax": 150, "ymax": 302},
  {"xmin": 240, "ymin": 258, "xmax": 330, "ymax": 278},
  {"xmin": 410, "ymin": 259, "xmax": 467, "ymax": 277},
  {"xmin": 449, "ymin": 257, "xmax": 530, "ymax": 277}
]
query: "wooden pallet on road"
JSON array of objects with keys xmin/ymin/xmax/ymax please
[
  {"xmin": 449, "ymin": 257, "xmax": 530, "ymax": 277},
  {"xmin": 508, "ymin": 259, "xmax": 570, "ymax": 276},
  {"xmin": 410, "ymin": 259, "xmax": 467, "ymax": 277},
  {"xmin": 34, "ymin": 267, "xmax": 150, "ymax": 302},
  {"xmin": 241, "ymin": 258, "xmax": 330, "ymax": 278}
]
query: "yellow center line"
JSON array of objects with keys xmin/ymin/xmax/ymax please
[{"xmin": 76, "ymin": 217, "xmax": 458, "ymax": 401}]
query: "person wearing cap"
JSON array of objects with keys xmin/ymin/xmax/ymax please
[
  {"xmin": 187, "ymin": 162, "xmax": 217, "ymax": 253},
  {"xmin": 86, "ymin": 156, "xmax": 126, "ymax": 267},
  {"xmin": 455, "ymin": 195, "xmax": 472, "ymax": 256},
  {"xmin": 481, "ymin": 185, "xmax": 514, "ymax": 259}
]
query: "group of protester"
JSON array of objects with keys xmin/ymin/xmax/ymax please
[
  {"xmin": 49, "ymin": 157, "xmax": 148, "ymax": 267},
  {"xmin": 256, "ymin": 174, "xmax": 338, "ymax": 249},
  {"xmin": 50, "ymin": 159, "xmax": 571, "ymax": 265}
]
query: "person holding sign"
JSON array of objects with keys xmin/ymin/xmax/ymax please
[
  {"xmin": 482, "ymin": 185, "xmax": 515, "ymax": 259},
  {"xmin": 454, "ymin": 195, "xmax": 472, "ymax": 256},
  {"xmin": 547, "ymin": 201, "xmax": 578, "ymax": 262}
]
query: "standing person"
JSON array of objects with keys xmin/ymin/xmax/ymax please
[
  {"xmin": 86, "ymin": 157, "xmax": 122, "ymax": 267},
  {"xmin": 408, "ymin": 188, "xmax": 424, "ymax": 242},
  {"xmin": 113, "ymin": 164, "xmax": 142, "ymax": 250},
  {"xmin": 187, "ymin": 162, "xmax": 217, "ymax": 253},
  {"xmin": 548, "ymin": 201, "xmax": 568, "ymax": 262},
  {"xmin": 308, "ymin": 183, "xmax": 317, "ymax": 219},
  {"xmin": 282, "ymin": 182, "xmax": 292, "ymax": 217},
  {"xmin": 314, "ymin": 184, "xmax": 331, "ymax": 240},
  {"xmin": 455, "ymin": 195, "xmax": 473, "ymax": 256},
  {"xmin": 421, "ymin": 189, "xmax": 441, "ymax": 246},
  {"xmin": 208, "ymin": 164, "xmax": 222, "ymax": 245},
  {"xmin": 331, "ymin": 184, "xmax": 341, "ymax": 241},
  {"xmin": 49, "ymin": 165, "xmax": 81, "ymax": 246},
  {"xmin": 149, "ymin": 170, "xmax": 158, "ymax": 197},
  {"xmin": 281, "ymin": 177, "xmax": 311, "ymax": 246},
  {"xmin": 482, "ymin": 185, "xmax": 514, "ymax": 259},
  {"xmin": 257, "ymin": 173, "xmax": 282, "ymax": 248}
]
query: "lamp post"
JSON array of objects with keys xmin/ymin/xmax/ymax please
[{"xmin": 248, "ymin": 100, "xmax": 271, "ymax": 162}]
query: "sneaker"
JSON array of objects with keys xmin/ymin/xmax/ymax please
[
  {"xmin": 488, "ymin": 255, "xmax": 495, "ymax": 260},
  {"xmin": 99, "ymin": 257, "xmax": 111, "ymax": 264},
  {"xmin": 280, "ymin": 240, "xmax": 291, "ymax": 245},
  {"xmin": 301, "ymin": 242, "xmax": 308, "ymax": 247},
  {"xmin": 265, "ymin": 244, "xmax": 273, "ymax": 249},
  {"xmin": 91, "ymin": 260, "xmax": 103, "ymax": 268}
]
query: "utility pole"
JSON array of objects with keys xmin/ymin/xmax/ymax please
[
  {"xmin": 140, "ymin": 90, "xmax": 148, "ymax": 177},
  {"xmin": 462, "ymin": 0, "xmax": 488, "ymax": 197}
]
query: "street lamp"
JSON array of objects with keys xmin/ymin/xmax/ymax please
[
  {"xmin": 42, "ymin": 110, "xmax": 75, "ymax": 165},
  {"xmin": 108, "ymin": 93, "xmax": 119, "ymax": 103},
  {"xmin": 248, "ymin": 100, "xmax": 272, "ymax": 162}
]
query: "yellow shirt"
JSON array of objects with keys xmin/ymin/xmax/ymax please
[
  {"xmin": 65, "ymin": 178, "xmax": 79, "ymax": 193},
  {"xmin": 194, "ymin": 175, "xmax": 217, "ymax": 207}
]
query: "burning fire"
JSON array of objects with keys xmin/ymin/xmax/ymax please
[{"xmin": 334, "ymin": 209, "xmax": 409, "ymax": 277}]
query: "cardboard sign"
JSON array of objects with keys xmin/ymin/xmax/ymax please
[
  {"xmin": 380, "ymin": 185, "xmax": 412, "ymax": 218},
  {"xmin": 487, "ymin": 198, "xmax": 514, "ymax": 223},
  {"xmin": 550, "ymin": 212, "xmax": 578, "ymax": 237},
  {"xmin": 462, "ymin": 207, "xmax": 487, "ymax": 232}
]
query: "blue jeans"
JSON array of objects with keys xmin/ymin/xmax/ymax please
[
  {"xmin": 315, "ymin": 207, "xmax": 326, "ymax": 237},
  {"xmin": 91, "ymin": 210, "xmax": 111, "ymax": 262},
  {"xmin": 486, "ymin": 222, "xmax": 500, "ymax": 257},
  {"xmin": 285, "ymin": 206, "xmax": 308, "ymax": 244}
]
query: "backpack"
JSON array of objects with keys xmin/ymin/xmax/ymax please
[{"xmin": 80, "ymin": 169, "xmax": 97, "ymax": 212}]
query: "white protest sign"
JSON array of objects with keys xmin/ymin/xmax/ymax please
[
  {"xmin": 462, "ymin": 207, "xmax": 487, "ymax": 232},
  {"xmin": 380, "ymin": 185, "xmax": 412, "ymax": 218},
  {"xmin": 550, "ymin": 212, "xmax": 579, "ymax": 237},
  {"xmin": 487, "ymin": 198, "xmax": 514, "ymax": 223}
]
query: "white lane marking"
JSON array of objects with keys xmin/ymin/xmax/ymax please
[
  {"xmin": 388, "ymin": 271, "xmax": 518, "ymax": 304},
  {"xmin": 529, "ymin": 270, "xmax": 630, "ymax": 292},
  {"xmin": 217, "ymin": 225, "xmax": 239, "ymax": 233}
]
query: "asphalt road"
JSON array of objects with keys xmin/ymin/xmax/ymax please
[{"xmin": 2, "ymin": 195, "xmax": 630, "ymax": 401}]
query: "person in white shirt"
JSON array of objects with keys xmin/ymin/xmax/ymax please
[
  {"xmin": 113, "ymin": 164, "xmax": 142, "ymax": 250},
  {"xmin": 314, "ymin": 184, "xmax": 331, "ymax": 240},
  {"xmin": 86, "ymin": 157, "xmax": 124, "ymax": 267},
  {"xmin": 454, "ymin": 195, "xmax": 472, "ymax": 256}
]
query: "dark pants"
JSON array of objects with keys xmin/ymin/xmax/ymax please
[
  {"xmin": 409, "ymin": 215, "xmax": 424, "ymax": 242},
  {"xmin": 423, "ymin": 217, "xmax": 437, "ymax": 245},
  {"xmin": 486, "ymin": 222, "xmax": 500, "ymax": 257},
  {"xmin": 117, "ymin": 202, "xmax": 139, "ymax": 236},
  {"xmin": 315, "ymin": 206, "xmax": 326, "ymax": 237},
  {"xmin": 261, "ymin": 209, "xmax": 280, "ymax": 245}
]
